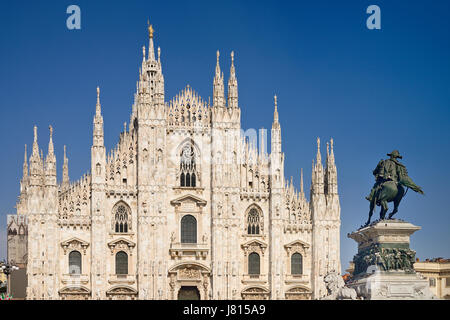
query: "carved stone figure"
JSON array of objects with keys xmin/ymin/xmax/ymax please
[{"xmin": 321, "ymin": 272, "xmax": 357, "ymax": 300}]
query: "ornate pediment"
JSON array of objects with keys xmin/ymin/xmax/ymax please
[
  {"xmin": 284, "ymin": 240, "xmax": 309, "ymax": 252},
  {"xmin": 59, "ymin": 285, "xmax": 90, "ymax": 294},
  {"xmin": 286, "ymin": 285, "xmax": 311, "ymax": 293},
  {"xmin": 60, "ymin": 237, "xmax": 90, "ymax": 255},
  {"xmin": 241, "ymin": 239, "xmax": 268, "ymax": 255},
  {"xmin": 168, "ymin": 262, "xmax": 210, "ymax": 274},
  {"xmin": 106, "ymin": 285, "xmax": 138, "ymax": 295},
  {"xmin": 242, "ymin": 286, "xmax": 270, "ymax": 294},
  {"xmin": 241, "ymin": 286, "xmax": 270, "ymax": 300},
  {"xmin": 285, "ymin": 285, "xmax": 312, "ymax": 300},
  {"xmin": 170, "ymin": 194, "xmax": 207, "ymax": 208},
  {"xmin": 107, "ymin": 238, "xmax": 136, "ymax": 254}
]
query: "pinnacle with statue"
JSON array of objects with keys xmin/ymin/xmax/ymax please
[{"xmin": 363, "ymin": 150, "xmax": 424, "ymax": 227}]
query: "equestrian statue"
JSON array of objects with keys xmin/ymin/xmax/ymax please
[{"xmin": 364, "ymin": 150, "xmax": 424, "ymax": 227}]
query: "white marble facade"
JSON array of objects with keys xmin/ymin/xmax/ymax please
[{"xmin": 14, "ymin": 26, "xmax": 341, "ymax": 300}]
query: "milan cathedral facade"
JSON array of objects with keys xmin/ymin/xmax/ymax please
[{"xmin": 13, "ymin": 26, "xmax": 341, "ymax": 300}]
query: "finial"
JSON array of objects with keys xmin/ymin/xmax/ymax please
[
  {"xmin": 231, "ymin": 51, "xmax": 234, "ymax": 64},
  {"xmin": 327, "ymin": 141, "xmax": 329, "ymax": 156},
  {"xmin": 142, "ymin": 46, "xmax": 146, "ymax": 59},
  {"xmin": 24, "ymin": 144, "xmax": 27, "ymax": 161},
  {"xmin": 330, "ymin": 138, "xmax": 334, "ymax": 150},
  {"xmin": 158, "ymin": 47, "xmax": 161, "ymax": 61},
  {"xmin": 64, "ymin": 145, "xmax": 67, "ymax": 158},
  {"xmin": 300, "ymin": 168, "xmax": 304, "ymax": 194},
  {"xmin": 33, "ymin": 125, "xmax": 37, "ymax": 142},
  {"xmin": 273, "ymin": 94, "xmax": 279, "ymax": 125},
  {"xmin": 124, "ymin": 122, "xmax": 127, "ymax": 133},
  {"xmin": 316, "ymin": 137, "xmax": 322, "ymax": 164},
  {"xmin": 216, "ymin": 50, "xmax": 220, "ymax": 63},
  {"xmin": 148, "ymin": 20, "xmax": 154, "ymax": 38},
  {"xmin": 49, "ymin": 125, "xmax": 53, "ymax": 138},
  {"xmin": 97, "ymin": 86, "xmax": 100, "ymax": 100}
]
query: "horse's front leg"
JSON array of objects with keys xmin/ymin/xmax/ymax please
[
  {"xmin": 388, "ymin": 192, "xmax": 404, "ymax": 219},
  {"xmin": 365, "ymin": 199, "xmax": 375, "ymax": 227},
  {"xmin": 388, "ymin": 198, "xmax": 401, "ymax": 219},
  {"xmin": 379, "ymin": 200, "xmax": 388, "ymax": 220}
]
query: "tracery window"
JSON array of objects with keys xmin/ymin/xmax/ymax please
[
  {"xmin": 115, "ymin": 251, "xmax": 128, "ymax": 275},
  {"xmin": 180, "ymin": 143, "xmax": 198, "ymax": 187},
  {"xmin": 247, "ymin": 208, "xmax": 261, "ymax": 235},
  {"xmin": 248, "ymin": 252, "xmax": 260, "ymax": 275},
  {"xmin": 291, "ymin": 253, "xmax": 303, "ymax": 275},
  {"xmin": 113, "ymin": 202, "xmax": 131, "ymax": 233},
  {"xmin": 69, "ymin": 250, "xmax": 82, "ymax": 274},
  {"xmin": 181, "ymin": 214, "xmax": 197, "ymax": 244}
]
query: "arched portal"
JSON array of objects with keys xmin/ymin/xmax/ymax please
[{"xmin": 177, "ymin": 286, "xmax": 200, "ymax": 300}]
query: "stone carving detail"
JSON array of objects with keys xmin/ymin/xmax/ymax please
[
  {"xmin": 60, "ymin": 238, "xmax": 90, "ymax": 255},
  {"xmin": 321, "ymin": 272, "xmax": 357, "ymax": 300},
  {"xmin": 241, "ymin": 287, "xmax": 269, "ymax": 300},
  {"xmin": 178, "ymin": 267, "xmax": 201, "ymax": 279},
  {"xmin": 107, "ymin": 238, "xmax": 136, "ymax": 255},
  {"xmin": 242, "ymin": 240, "xmax": 267, "ymax": 255},
  {"xmin": 285, "ymin": 286, "xmax": 312, "ymax": 300},
  {"xmin": 353, "ymin": 244, "xmax": 416, "ymax": 275}
]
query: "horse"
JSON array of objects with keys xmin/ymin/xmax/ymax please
[{"xmin": 364, "ymin": 180, "xmax": 405, "ymax": 227}]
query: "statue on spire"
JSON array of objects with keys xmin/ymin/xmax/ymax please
[{"xmin": 148, "ymin": 20, "xmax": 154, "ymax": 38}]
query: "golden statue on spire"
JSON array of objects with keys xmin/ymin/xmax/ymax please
[{"xmin": 148, "ymin": 20, "xmax": 154, "ymax": 38}]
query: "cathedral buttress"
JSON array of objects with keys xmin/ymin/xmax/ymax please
[
  {"xmin": 269, "ymin": 95, "xmax": 285, "ymax": 298},
  {"xmin": 311, "ymin": 137, "xmax": 341, "ymax": 299},
  {"xmin": 91, "ymin": 86, "xmax": 107, "ymax": 298}
]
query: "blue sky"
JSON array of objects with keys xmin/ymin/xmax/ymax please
[{"xmin": 0, "ymin": 0, "xmax": 449, "ymax": 271}]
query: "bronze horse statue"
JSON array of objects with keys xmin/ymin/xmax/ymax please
[
  {"xmin": 364, "ymin": 150, "xmax": 424, "ymax": 227},
  {"xmin": 365, "ymin": 181, "xmax": 405, "ymax": 227}
]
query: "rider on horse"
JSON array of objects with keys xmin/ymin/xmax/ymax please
[
  {"xmin": 364, "ymin": 150, "xmax": 424, "ymax": 226},
  {"xmin": 366, "ymin": 150, "xmax": 404, "ymax": 203},
  {"xmin": 366, "ymin": 150, "xmax": 424, "ymax": 203}
]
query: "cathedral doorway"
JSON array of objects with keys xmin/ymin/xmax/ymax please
[{"xmin": 178, "ymin": 286, "xmax": 200, "ymax": 300}]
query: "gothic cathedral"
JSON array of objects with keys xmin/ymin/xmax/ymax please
[{"xmin": 14, "ymin": 25, "xmax": 341, "ymax": 300}]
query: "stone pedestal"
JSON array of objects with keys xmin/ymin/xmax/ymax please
[{"xmin": 347, "ymin": 219, "xmax": 437, "ymax": 300}]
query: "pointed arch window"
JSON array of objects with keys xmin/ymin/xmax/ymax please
[
  {"xmin": 181, "ymin": 214, "xmax": 197, "ymax": 243},
  {"xmin": 291, "ymin": 253, "xmax": 303, "ymax": 275},
  {"xmin": 69, "ymin": 250, "xmax": 82, "ymax": 274},
  {"xmin": 115, "ymin": 251, "xmax": 128, "ymax": 275},
  {"xmin": 180, "ymin": 143, "xmax": 198, "ymax": 187},
  {"xmin": 247, "ymin": 208, "xmax": 261, "ymax": 235},
  {"xmin": 248, "ymin": 252, "xmax": 260, "ymax": 275},
  {"xmin": 113, "ymin": 202, "xmax": 131, "ymax": 233}
]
